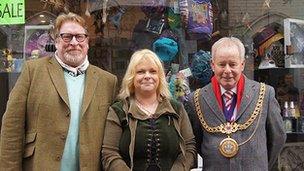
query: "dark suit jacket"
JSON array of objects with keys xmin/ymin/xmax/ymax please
[
  {"xmin": 185, "ymin": 76, "xmax": 286, "ymax": 171},
  {"xmin": 0, "ymin": 56, "xmax": 117, "ymax": 171}
]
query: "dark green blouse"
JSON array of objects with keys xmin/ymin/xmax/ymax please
[{"xmin": 119, "ymin": 114, "xmax": 181, "ymax": 171}]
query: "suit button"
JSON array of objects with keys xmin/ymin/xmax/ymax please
[
  {"xmin": 66, "ymin": 112, "xmax": 70, "ymax": 117},
  {"xmin": 61, "ymin": 134, "xmax": 66, "ymax": 140},
  {"xmin": 56, "ymin": 155, "xmax": 61, "ymax": 161}
]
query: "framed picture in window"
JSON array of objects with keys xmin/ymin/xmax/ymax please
[
  {"xmin": 284, "ymin": 18, "xmax": 304, "ymax": 68},
  {"xmin": 23, "ymin": 25, "xmax": 54, "ymax": 60}
]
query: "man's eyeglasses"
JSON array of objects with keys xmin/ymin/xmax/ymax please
[{"xmin": 59, "ymin": 33, "xmax": 88, "ymax": 43}]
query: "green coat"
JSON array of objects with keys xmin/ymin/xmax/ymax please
[
  {"xmin": 102, "ymin": 98, "xmax": 196, "ymax": 171},
  {"xmin": 0, "ymin": 57, "xmax": 117, "ymax": 171}
]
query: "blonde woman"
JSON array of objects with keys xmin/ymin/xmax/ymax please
[{"xmin": 102, "ymin": 49, "xmax": 196, "ymax": 171}]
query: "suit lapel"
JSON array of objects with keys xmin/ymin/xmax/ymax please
[
  {"xmin": 236, "ymin": 78, "xmax": 256, "ymax": 121},
  {"xmin": 48, "ymin": 57, "xmax": 70, "ymax": 108},
  {"xmin": 201, "ymin": 85, "xmax": 226, "ymax": 123},
  {"xmin": 81, "ymin": 65, "xmax": 99, "ymax": 116}
]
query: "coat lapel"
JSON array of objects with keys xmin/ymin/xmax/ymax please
[
  {"xmin": 235, "ymin": 78, "xmax": 256, "ymax": 121},
  {"xmin": 48, "ymin": 57, "xmax": 70, "ymax": 108},
  {"xmin": 81, "ymin": 65, "xmax": 99, "ymax": 116},
  {"xmin": 201, "ymin": 85, "xmax": 226, "ymax": 123}
]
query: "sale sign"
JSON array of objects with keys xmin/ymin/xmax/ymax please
[{"xmin": 0, "ymin": 0, "xmax": 25, "ymax": 25}]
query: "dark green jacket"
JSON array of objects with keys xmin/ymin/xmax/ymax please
[{"xmin": 102, "ymin": 98, "xmax": 196, "ymax": 171}]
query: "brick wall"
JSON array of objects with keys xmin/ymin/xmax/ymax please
[{"xmin": 228, "ymin": 0, "xmax": 304, "ymax": 27}]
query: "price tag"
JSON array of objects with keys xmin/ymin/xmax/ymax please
[{"xmin": 179, "ymin": 68, "xmax": 192, "ymax": 77}]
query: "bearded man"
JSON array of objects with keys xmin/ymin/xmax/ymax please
[{"xmin": 0, "ymin": 12, "xmax": 117, "ymax": 171}]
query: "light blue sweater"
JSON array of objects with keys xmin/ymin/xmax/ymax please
[{"xmin": 60, "ymin": 72, "xmax": 85, "ymax": 171}]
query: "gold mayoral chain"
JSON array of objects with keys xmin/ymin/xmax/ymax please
[{"xmin": 194, "ymin": 83, "xmax": 266, "ymax": 158}]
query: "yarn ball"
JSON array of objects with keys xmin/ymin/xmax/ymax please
[
  {"xmin": 190, "ymin": 50, "xmax": 213, "ymax": 87},
  {"xmin": 153, "ymin": 37, "xmax": 178, "ymax": 62}
]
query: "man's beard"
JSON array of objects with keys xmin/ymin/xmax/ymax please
[{"xmin": 63, "ymin": 51, "xmax": 84, "ymax": 67}]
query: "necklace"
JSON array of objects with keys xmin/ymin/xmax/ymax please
[
  {"xmin": 135, "ymin": 99, "xmax": 158, "ymax": 116},
  {"xmin": 194, "ymin": 83, "xmax": 266, "ymax": 158}
]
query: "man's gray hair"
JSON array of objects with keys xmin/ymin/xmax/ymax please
[{"xmin": 211, "ymin": 37, "xmax": 245, "ymax": 60}]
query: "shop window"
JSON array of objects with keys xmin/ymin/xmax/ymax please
[
  {"xmin": 284, "ymin": 18, "xmax": 304, "ymax": 68},
  {"xmin": 1, "ymin": 1, "xmax": 304, "ymax": 169},
  {"xmin": 0, "ymin": 30, "xmax": 7, "ymax": 50}
]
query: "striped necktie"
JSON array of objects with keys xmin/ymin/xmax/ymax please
[{"xmin": 224, "ymin": 90, "xmax": 234, "ymax": 111}]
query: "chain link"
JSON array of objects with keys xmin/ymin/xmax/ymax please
[{"xmin": 194, "ymin": 83, "xmax": 266, "ymax": 135}]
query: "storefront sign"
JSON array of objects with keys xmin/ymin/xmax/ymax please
[{"xmin": 0, "ymin": 0, "xmax": 25, "ymax": 25}]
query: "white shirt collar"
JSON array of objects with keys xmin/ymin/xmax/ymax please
[
  {"xmin": 220, "ymin": 86, "xmax": 237, "ymax": 96},
  {"xmin": 54, "ymin": 51, "xmax": 89, "ymax": 76}
]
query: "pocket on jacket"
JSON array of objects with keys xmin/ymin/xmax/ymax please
[{"xmin": 23, "ymin": 132, "xmax": 37, "ymax": 158}]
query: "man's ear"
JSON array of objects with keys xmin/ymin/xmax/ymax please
[
  {"xmin": 211, "ymin": 60, "xmax": 215, "ymax": 71},
  {"xmin": 241, "ymin": 59, "xmax": 246, "ymax": 71},
  {"xmin": 86, "ymin": 37, "xmax": 89, "ymax": 48},
  {"xmin": 54, "ymin": 39, "xmax": 59, "ymax": 49}
]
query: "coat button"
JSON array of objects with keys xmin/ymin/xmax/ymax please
[
  {"xmin": 66, "ymin": 112, "xmax": 70, "ymax": 117},
  {"xmin": 61, "ymin": 134, "xmax": 66, "ymax": 140},
  {"xmin": 56, "ymin": 155, "xmax": 61, "ymax": 161}
]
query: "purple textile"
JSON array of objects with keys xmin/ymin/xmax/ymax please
[{"xmin": 180, "ymin": 0, "xmax": 213, "ymax": 40}]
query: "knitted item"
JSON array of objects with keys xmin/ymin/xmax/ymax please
[
  {"xmin": 190, "ymin": 50, "xmax": 212, "ymax": 87},
  {"xmin": 168, "ymin": 73, "xmax": 190, "ymax": 102},
  {"xmin": 179, "ymin": 0, "xmax": 213, "ymax": 40},
  {"xmin": 167, "ymin": 7, "xmax": 181, "ymax": 29},
  {"xmin": 141, "ymin": 0, "xmax": 166, "ymax": 19},
  {"xmin": 153, "ymin": 37, "xmax": 178, "ymax": 62},
  {"xmin": 160, "ymin": 29, "xmax": 178, "ymax": 42},
  {"xmin": 169, "ymin": 74, "xmax": 177, "ymax": 99}
]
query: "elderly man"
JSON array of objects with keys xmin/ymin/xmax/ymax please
[
  {"xmin": 185, "ymin": 37, "xmax": 286, "ymax": 170},
  {"xmin": 0, "ymin": 12, "xmax": 117, "ymax": 170}
]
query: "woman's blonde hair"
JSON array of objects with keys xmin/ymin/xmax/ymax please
[
  {"xmin": 117, "ymin": 49, "xmax": 171, "ymax": 100},
  {"xmin": 53, "ymin": 12, "xmax": 88, "ymax": 37}
]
